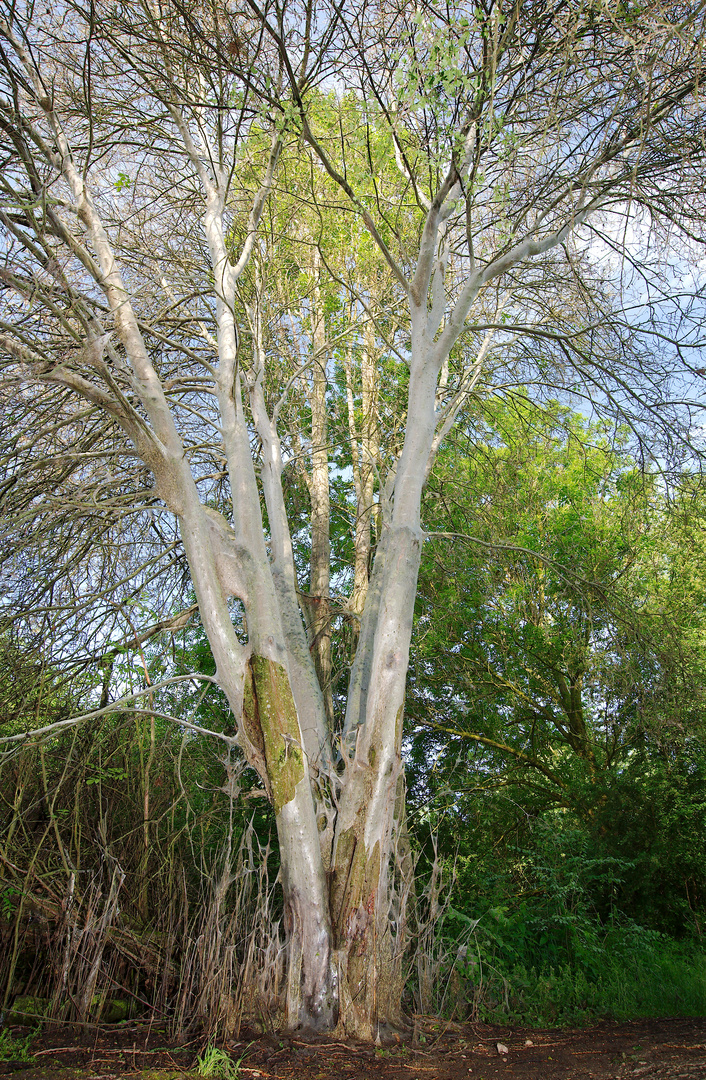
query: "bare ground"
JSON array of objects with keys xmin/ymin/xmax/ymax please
[{"xmin": 0, "ymin": 1017, "xmax": 704, "ymax": 1080}]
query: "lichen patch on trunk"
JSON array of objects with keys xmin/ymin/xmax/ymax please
[
  {"xmin": 242, "ymin": 659, "xmax": 269, "ymax": 789},
  {"xmin": 245, "ymin": 654, "xmax": 305, "ymax": 813}
]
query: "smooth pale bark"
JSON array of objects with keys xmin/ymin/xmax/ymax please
[
  {"xmin": 330, "ymin": 309, "xmax": 438, "ymax": 1035},
  {"xmin": 247, "ymin": 293, "xmax": 336, "ymax": 867},
  {"xmin": 345, "ymin": 321, "xmax": 380, "ymax": 624},
  {"xmin": 307, "ymin": 250, "xmax": 334, "ymax": 726},
  {"xmin": 165, "ymin": 88, "xmax": 339, "ymax": 1023},
  {"xmin": 195, "ymin": 186, "xmax": 336, "ymax": 1029},
  {"xmin": 331, "ymin": 533, "xmax": 418, "ymax": 1036}
]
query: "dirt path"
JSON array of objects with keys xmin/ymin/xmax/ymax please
[{"xmin": 0, "ymin": 1017, "xmax": 704, "ymax": 1079}]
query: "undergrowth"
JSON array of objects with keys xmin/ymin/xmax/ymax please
[
  {"xmin": 0, "ymin": 1028, "xmax": 36, "ymax": 1063},
  {"xmin": 420, "ymin": 818, "xmax": 706, "ymax": 1027},
  {"xmin": 2, "ymin": 701, "xmax": 704, "ymax": 1035},
  {"xmin": 464, "ymin": 926, "xmax": 706, "ymax": 1025}
]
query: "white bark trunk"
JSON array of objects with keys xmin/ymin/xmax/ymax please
[
  {"xmin": 307, "ymin": 250, "xmax": 334, "ymax": 724},
  {"xmin": 331, "ymin": 312, "xmax": 438, "ymax": 1035},
  {"xmin": 35, "ymin": 62, "xmax": 337, "ymax": 1029},
  {"xmin": 345, "ymin": 322, "xmax": 380, "ymax": 622}
]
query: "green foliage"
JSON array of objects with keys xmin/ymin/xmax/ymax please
[
  {"xmin": 404, "ymin": 398, "xmax": 706, "ymax": 1024},
  {"xmin": 465, "ymin": 926, "xmax": 706, "ymax": 1026},
  {"xmin": 428, "ymin": 812, "xmax": 706, "ymax": 1025},
  {"xmin": 196, "ymin": 1043, "xmax": 241, "ymax": 1079},
  {"xmin": 0, "ymin": 635, "xmax": 77, "ymax": 738},
  {"xmin": 0, "ymin": 1028, "xmax": 36, "ymax": 1063},
  {"xmin": 0, "ymin": 885, "xmax": 19, "ymax": 919},
  {"xmin": 409, "ymin": 393, "xmax": 706, "ymax": 920}
]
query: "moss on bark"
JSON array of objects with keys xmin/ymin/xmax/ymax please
[{"xmin": 245, "ymin": 654, "xmax": 305, "ymax": 813}]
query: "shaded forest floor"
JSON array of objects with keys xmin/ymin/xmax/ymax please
[{"xmin": 0, "ymin": 1018, "xmax": 704, "ymax": 1080}]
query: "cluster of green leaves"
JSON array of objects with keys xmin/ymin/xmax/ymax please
[{"xmin": 0, "ymin": 1028, "xmax": 36, "ymax": 1063}]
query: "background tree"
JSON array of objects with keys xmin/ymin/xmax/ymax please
[
  {"xmin": 410, "ymin": 397, "xmax": 706, "ymax": 819},
  {"xmin": 404, "ymin": 400, "xmax": 706, "ymax": 1019}
]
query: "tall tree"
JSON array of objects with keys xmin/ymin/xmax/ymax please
[{"xmin": 1, "ymin": 0, "xmax": 705, "ymax": 1036}]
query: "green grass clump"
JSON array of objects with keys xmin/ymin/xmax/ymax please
[{"xmin": 196, "ymin": 1043, "xmax": 241, "ymax": 1079}]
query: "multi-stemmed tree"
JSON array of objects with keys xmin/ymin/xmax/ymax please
[{"xmin": 1, "ymin": 0, "xmax": 705, "ymax": 1035}]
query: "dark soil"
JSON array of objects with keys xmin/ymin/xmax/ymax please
[{"xmin": 0, "ymin": 1017, "xmax": 704, "ymax": 1080}]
